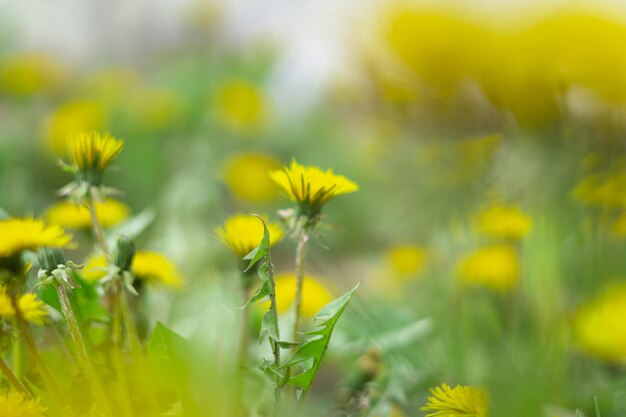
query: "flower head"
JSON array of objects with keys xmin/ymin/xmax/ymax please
[
  {"xmin": 132, "ymin": 251, "xmax": 184, "ymax": 289},
  {"xmin": 269, "ymin": 159, "xmax": 359, "ymax": 218},
  {"xmin": 456, "ymin": 245, "xmax": 519, "ymax": 292},
  {"xmin": 45, "ymin": 99, "xmax": 105, "ymax": 155},
  {"xmin": 0, "ymin": 218, "xmax": 73, "ymax": 260},
  {"xmin": 0, "ymin": 287, "xmax": 48, "ymax": 325},
  {"xmin": 214, "ymin": 80, "xmax": 269, "ymax": 132},
  {"xmin": 386, "ymin": 245, "xmax": 428, "ymax": 280},
  {"xmin": 575, "ymin": 283, "xmax": 626, "ymax": 363},
  {"xmin": 261, "ymin": 274, "xmax": 333, "ymax": 318},
  {"xmin": 45, "ymin": 199, "xmax": 130, "ymax": 229},
  {"xmin": 0, "ymin": 52, "xmax": 64, "ymax": 97},
  {"xmin": 215, "ymin": 214, "xmax": 284, "ymax": 258},
  {"xmin": 0, "ymin": 390, "xmax": 47, "ymax": 417},
  {"xmin": 474, "ymin": 203, "xmax": 532, "ymax": 240},
  {"xmin": 223, "ymin": 152, "xmax": 282, "ymax": 202},
  {"xmin": 421, "ymin": 383, "xmax": 488, "ymax": 417},
  {"xmin": 68, "ymin": 131, "xmax": 123, "ymax": 186}
]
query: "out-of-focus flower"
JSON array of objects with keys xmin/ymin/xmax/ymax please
[
  {"xmin": 0, "ymin": 52, "xmax": 64, "ymax": 97},
  {"xmin": 270, "ymin": 159, "xmax": 359, "ymax": 218},
  {"xmin": 0, "ymin": 287, "xmax": 48, "ymax": 325},
  {"xmin": 265, "ymin": 274, "xmax": 333, "ymax": 318},
  {"xmin": 80, "ymin": 67, "xmax": 142, "ymax": 105},
  {"xmin": 83, "ymin": 251, "xmax": 184, "ymax": 289},
  {"xmin": 223, "ymin": 152, "xmax": 282, "ymax": 203},
  {"xmin": 456, "ymin": 245, "xmax": 519, "ymax": 292},
  {"xmin": 214, "ymin": 80, "xmax": 269, "ymax": 132},
  {"xmin": 386, "ymin": 245, "xmax": 428, "ymax": 280},
  {"xmin": 44, "ymin": 199, "xmax": 130, "ymax": 230},
  {"xmin": 128, "ymin": 88, "xmax": 184, "ymax": 131},
  {"xmin": 45, "ymin": 99, "xmax": 106, "ymax": 155},
  {"xmin": 573, "ymin": 171, "xmax": 626, "ymax": 208},
  {"xmin": 421, "ymin": 383, "xmax": 488, "ymax": 417},
  {"xmin": 68, "ymin": 131, "xmax": 124, "ymax": 186},
  {"xmin": 474, "ymin": 203, "xmax": 532, "ymax": 240},
  {"xmin": 132, "ymin": 251, "xmax": 184, "ymax": 289},
  {"xmin": 215, "ymin": 214, "xmax": 283, "ymax": 258},
  {"xmin": 575, "ymin": 283, "xmax": 626, "ymax": 363},
  {"xmin": 0, "ymin": 390, "xmax": 47, "ymax": 417},
  {"xmin": 611, "ymin": 212, "xmax": 626, "ymax": 237},
  {"xmin": 0, "ymin": 218, "xmax": 73, "ymax": 259}
]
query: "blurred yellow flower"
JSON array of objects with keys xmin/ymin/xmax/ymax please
[
  {"xmin": 17, "ymin": 293, "xmax": 48, "ymax": 325},
  {"xmin": 266, "ymin": 274, "xmax": 334, "ymax": 318},
  {"xmin": 573, "ymin": 171, "xmax": 626, "ymax": 208},
  {"xmin": 45, "ymin": 199, "xmax": 130, "ymax": 229},
  {"xmin": 82, "ymin": 251, "xmax": 183, "ymax": 289},
  {"xmin": 421, "ymin": 383, "xmax": 488, "ymax": 417},
  {"xmin": 575, "ymin": 283, "xmax": 626, "ymax": 363},
  {"xmin": 215, "ymin": 214, "xmax": 284, "ymax": 258},
  {"xmin": 0, "ymin": 52, "xmax": 63, "ymax": 96},
  {"xmin": 45, "ymin": 99, "xmax": 105, "ymax": 155},
  {"xmin": 0, "ymin": 287, "xmax": 48, "ymax": 325},
  {"xmin": 270, "ymin": 159, "xmax": 359, "ymax": 217},
  {"xmin": 68, "ymin": 131, "xmax": 123, "ymax": 186},
  {"xmin": 214, "ymin": 80, "xmax": 269, "ymax": 132},
  {"xmin": 0, "ymin": 218, "xmax": 73, "ymax": 259},
  {"xmin": 0, "ymin": 390, "xmax": 47, "ymax": 417},
  {"xmin": 457, "ymin": 245, "xmax": 520, "ymax": 292},
  {"xmin": 223, "ymin": 152, "xmax": 282, "ymax": 202},
  {"xmin": 386, "ymin": 245, "xmax": 428, "ymax": 279},
  {"xmin": 474, "ymin": 203, "xmax": 532, "ymax": 240},
  {"xmin": 611, "ymin": 212, "xmax": 626, "ymax": 237},
  {"xmin": 132, "ymin": 251, "xmax": 184, "ymax": 289},
  {"xmin": 81, "ymin": 67, "xmax": 142, "ymax": 105}
]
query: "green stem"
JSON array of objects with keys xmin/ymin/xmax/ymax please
[
  {"xmin": 11, "ymin": 317, "xmax": 21, "ymax": 379},
  {"xmin": 87, "ymin": 191, "xmax": 110, "ymax": 255},
  {"xmin": 56, "ymin": 286, "xmax": 113, "ymax": 416},
  {"xmin": 237, "ymin": 279, "xmax": 251, "ymax": 370},
  {"xmin": 0, "ymin": 356, "xmax": 31, "ymax": 395},
  {"xmin": 291, "ymin": 225, "xmax": 309, "ymax": 344},
  {"xmin": 268, "ymin": 268, "xmax": 282, "ymax": 417},
  {"xmin": 112, "ymin": 279, "xmax": 134, "ymax": 417}
]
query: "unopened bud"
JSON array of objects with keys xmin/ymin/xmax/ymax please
[
  {"xmin": 113, "ymin": 235, "xmax": 135, "ymax": 272},
  {"xmin": 38, "ymin": 247, "xmax": 66, "ymax": 271}
]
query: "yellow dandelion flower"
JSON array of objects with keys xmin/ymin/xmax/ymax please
[
  {"xmin": 81, "ymin": 253, "xmax": 108, "ymax": 282},
  {"xmin": 214, "ymin": 80, "xmax": 269, "ymax": 132},
  {"xmin": 421, "ymin": 383, "xmax": 488, "ymax": 417},
  {"xmin": 0, "ymin": 390, "xmax": 47, "ymax": 417},
  {"xmin": 0, "ymin": 218, "xmax": 73, "ymax": 259},
  {"xmin": 45, "ymin": 99, "xmax": 105, "ymax": 155},
  {"xmin": 456, "ymin": 245, "xmax": 520, "ymax": 292},
  {"xmin": 269, "ymin": 159, "xmax": 359, "ymax": 217},
  {"xmin": 128, "ymin": 88, "xmax": 183, "ymax": 131},
  {"xmin": 0, "ymin": 287, "xmax": 15, "ymax": 318},
  {"xmin": 223, "ymin": 152, "xmax": 282, "ymax": 203},
  {"xmin": 573, "ymin": 171, "xmax": 626, "ymax": 208},
  {"xmin": 132, "ymin": 251, "xmax": 184, "ymax": 289},
  {"xmin": 474, "ymin": 203, "xmax": 532, "ymax": 240},
  {"xmin": 262, "ymin": 274, "xmax": 334, "ymax": 318},
  {"xmin": 575, "ymin": 283, "xmax": 626, "ymax": 362},
  {"xmin": 45, "ymin": 199, "xmax": 130, "ymax": 229},
  {"xmin": 611, "ymin": 212, "xmax": 626, "ymax": 237},
  {"xmin": 17, "ymin": 293, "xmax": 48, "ymax": 325},
  {"xmin": 68, "ymin": 131, "xmax": 123, "ymax": 186},
  {"xmin": 386, "ymin": 245, "xmax": 428, "ymax": 280},
  {"xmin": 215, "ymin": 214, "xmax": 284, "ymax": 258},
  {"xmin": 0, "ymin": 52, "xmax": 64, "ymax": 97}
]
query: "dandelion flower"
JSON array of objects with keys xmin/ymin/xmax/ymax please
[
  {"xmin": 214, "ymin": 80, "xmax": 269, "ymax": 132},
  {"xmin": 68, "ymin": 131, "xmax": 124, "ymax": 185},
  {"xmin": 132, "ymin": 251, "xmax": 184, "ymax": 289},
  {"xmin": 575, "ymin": 283, "xmax": 626, "ymax": 362},
  {"xmin": 81, "ymin": 254, "xmax": 108, "ymax": 282},
  {"xmin": 45, "ymin": 99, "xmax": 105, "ymax": 155},
  {"xmin": 0, "ymin": 390, "xmax": 47, "ymax": 417},
  {"xmin": 0, "ymin": 52, "xmax": 63, "ymax": 97},
  {"xmin": 45, "ymin": 199, "xmax": 130, "ymax": 229},
  {"xmin": 215, "ymin": 214, "xmax": 284, "ymax": 258},
  {"xmin": 265, "ymin": 274, "xmax": 334, "ymax": 318},
  {"xmin": 0, "ymin": 218, "xmax": 73, "ymax": 259},
  {"xmin": 223, "ymin": 152, "xmax": 282, "ymax": 202},
  {"xmin": 456, "ymin": 245, "xmax": 519, "ymax": 292},
  {"xmin": 474, "ymin": 203, "xmax": 532, "ymax": 240},
  {"xmin": 573, "ymin": 171, "xmax": 626, "ymax": 208},
  {"xmin": 17, "ymin": 293, "xmax": 48, "ymax": 325},
  {"xmin": 269, "ymin": 159, "xmax": 359, "ymax": 218},
  {"xmin": 422, "ymin": 383, "xmax": 488, "ymax": 417},
  {"xmin": 386, "ymin": 245, "xmax": 428, "ymax": 279},
  {"xmin": 0, "ymin": 287, "xmax": 15, "ymax": 317}
]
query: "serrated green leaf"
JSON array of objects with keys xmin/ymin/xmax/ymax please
[
  {"xmin": 260, "ymin": 310, "xmax": 279, "ymax": 343},
  {"xmin": 281, "ymin": 284, "xmax": 358, "ymax": 392}
]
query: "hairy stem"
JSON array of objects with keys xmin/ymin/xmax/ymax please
[
  {"xmin": 0, "ymin": 356, "xmax": 31, "ymax": 395},
  {"xmin": 87, "ymin": 190, "xmax": 110, "ymax": 255},
  {"xmin": 291, "ymin": 225, "xmax": 309, "ymax": 344},
  {"xmin": 56, "ymin": 286, "xmax": 113, "ymax": 416}
]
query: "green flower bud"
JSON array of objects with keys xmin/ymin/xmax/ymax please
[
  {"xmin": 38, "ymin": 247, "xmax": 66, "ymax": 271},
  {"xmin": 114, "ymin": 235, "xmax": 135, "ymax": 272}
]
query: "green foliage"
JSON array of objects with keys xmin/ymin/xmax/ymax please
[{"xmin": 281, "ymin": 284, "xmax": 358, "ymax": 392}]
